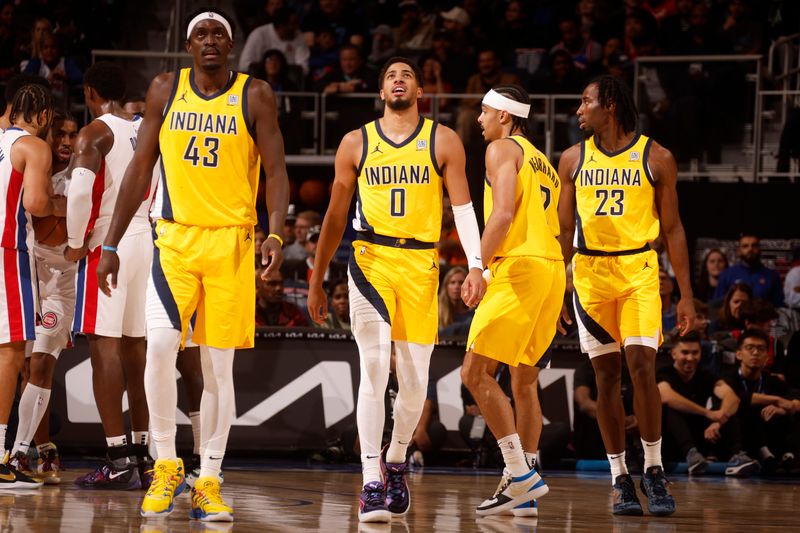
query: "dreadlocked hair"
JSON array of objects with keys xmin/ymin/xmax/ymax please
[
  {"xmin": 9, "ymin": 83, "xmax": 54, "ymax": 126},
  {"xmin": 590, "ymin": 74, "xmax": 638, "ymax": 134},
  {"xmin": 492, "ymin": 84, "xmax": 531, "ymax": 137}
]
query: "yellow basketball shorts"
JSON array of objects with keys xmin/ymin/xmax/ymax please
[
  {"xmin": 148, "ymin": 219, "xmax": 255, "ymax": 349},
  {"xmin": 348, "ymin": 240, "xmax": 439, "ymax": 344},
  {"xmin": 467, "ymin": 256, "xmax": 566, "ymax": 367},
  {"xmin": 572, "ymin": 249, "xmax": 662, "ymax": 357}
]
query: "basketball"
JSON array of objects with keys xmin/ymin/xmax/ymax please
[
  {"xmin": 299, "ymin": 179, "xmax": 327, "ymax": 209},
  {"xmin": 32, "ymin": 215, "xmax": 68, "ymax": 246}
]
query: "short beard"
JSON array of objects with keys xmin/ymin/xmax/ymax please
[{"xmin": 386, "ymin": 96, "xmax": 413, "ymax": 111}]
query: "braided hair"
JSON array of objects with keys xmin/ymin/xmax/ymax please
[
  {"xmin": 589, "ymin": 74, "xmax": 638, "ymax": 134},
  {"xmin": 492, "ymin": 84, "xmax": 530, "ymax": 137},
  {"xmin": 9, "ymin": 83, "xmax": 54, "ymax": 128}
]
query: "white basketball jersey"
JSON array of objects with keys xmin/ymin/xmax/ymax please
[{"xmin": 0, "ymin": 127, "xmax": 34, "ymax": 252}]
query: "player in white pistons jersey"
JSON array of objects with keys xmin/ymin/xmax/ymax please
[
  {"xmin": 65, "ymin": 62, "xmax": 157, "ymax": 490},
  {"xmin": 8, "ymin": 112, "xmax": 79, "ymax": 484}
]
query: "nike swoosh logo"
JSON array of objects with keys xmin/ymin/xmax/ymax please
[
  {"xmin": 209, "ymin": 456, "xmax": 223, "ymax": 460},
  {"xmin": 108, "ymin": 470, "xmax": 129, "ymax": 480},
  {"xmin": 365, "ymin": 455, "xmax": 379, "ymax": 459}
]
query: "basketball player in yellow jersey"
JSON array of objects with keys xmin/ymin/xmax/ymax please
[
  {"xmin": 558, "ymin": 75, "xmax": 695, "ymax": 517},
  {"xmin": 460, "ymin": 85, "xmax": 562, "ymax": 517},
  {"xmin": 96, "ymin": 8, "xmax": 289, "ymax": 522},
  {"xmin": 308, "ymin": 57, "xmax": 484, "ymax": 523}
]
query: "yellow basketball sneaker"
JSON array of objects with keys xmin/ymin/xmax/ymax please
[
  {"xmin": 190, "ymin": 476, "xmax": 233, "ymax": 522},
  {"xmin": 140, "ymin": 458, "xmax": 186, "ymax": 517}
]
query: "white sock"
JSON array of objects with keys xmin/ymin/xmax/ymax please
[
  {"xmin": 351, "ymin": 305, "xmax": 392, "ymax": 486},
  {"xmin": 12, "ymin": 384, "xmax": 50, "ymax": 455},
  {"xmin": 132, "ymin": 431, "xmax": 149, "ymax": 446},
  {"xmin": 198, "ymin": 346, "xmax": 235, "ymax": 480},
  {"xmin": 498, "ymin": 434, "xmax": 528, "ymax": 477},
  {"xmin": 608, "ymin": 451, "xmax": 628, "ymax": 484},
  {"xmin": 144, "ymin": 328, "xmax": 181, "ymax": 460},
  {"xmin": 386, "ymin": 341, "xmax": 433, "ymax": 464},
  {"xmin": 106, "ymin": 434, "xmax": 127, "ymax": 448},
  {"xmin": 189, "ymin": 411, "xmax": 201, "ymax": 455},
  {"xmin": 525, "ymin": 451, "xmax": 537, "ymax": 469},
  {"xmin": 642, "ymin": 438, "xmax": 663, "ymax": 470},
  {"xmin": 0, "ymin": 424, "xmax": 7, "ymax": 457}
]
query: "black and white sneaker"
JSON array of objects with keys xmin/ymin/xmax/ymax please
[
  {"xmin": 0, "ymin": 452, "xmax": 43, "ymax": 490},
  {"xmin": 476, "ymin": 467, "xmax": 549, "ymax": 516}
]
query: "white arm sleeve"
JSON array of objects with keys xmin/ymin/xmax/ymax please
[
  {"xmin": 452, "ymin": 201, "xmax": 482, "ymax": 270},
  {"xmin": 66, "ymin": 167, "xmax": 95, "ymax": 248}
]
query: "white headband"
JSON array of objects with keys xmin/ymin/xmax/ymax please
[
  {"xmin": 186, "ymin": 12, "xmax": 232, "ymax": 40},
  {"xmin": 482, "ymin": 89, "xmax": 531, "ymax": 118}
]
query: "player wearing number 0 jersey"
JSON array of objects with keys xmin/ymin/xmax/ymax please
[
  {"xmin": 308, "ymin": 57, "xmax": 485, "ymax": 523},
  {"xmin": 65, "ymin": 62, "xmax": 157, "ymax": 491},
  {"xmin": 558, "ymin": 75, "xmax": 695, "ymax": 517},
  {"xmin": 97, "ymin": 8, "xmax": 289, "ymax": 521},
  {"xmin": 461, "ymin": 86, "xmax": 561, "ymax": 518}
]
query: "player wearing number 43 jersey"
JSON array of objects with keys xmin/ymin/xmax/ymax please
[
  {"xmin": 558, "ymin": 75, "xmax": 695, "ymax": 517},
  {"xmin": 308, "ymin": 56, "xmax": 485, "ymax": 523},
  {"xmin": 97, "ymin": 8, "xmax": 290, "ymax": 522}
]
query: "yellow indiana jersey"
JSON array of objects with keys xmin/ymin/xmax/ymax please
[
  {"xmin": 484, "ymin": 135, "xmax": 562, "ymax": 261},
  {"xmin": 573, "ymin": 133, "xmax": 659, "ymax": 252},
  {"xmin": 156, "ymin": 68, "xmax": 260, "ymax": 227},
  {"xmin": 354, "ymin": 117, "xmax": 443, "ymax": 243}
]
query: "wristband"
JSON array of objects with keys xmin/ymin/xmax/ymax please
[
  {"xmin": 267, "ymin": 233, "xmax": 284, "ymax": 247},
  {"xmin": 102, "ymin": 245, "xmax": 118, "ymax": 253}
]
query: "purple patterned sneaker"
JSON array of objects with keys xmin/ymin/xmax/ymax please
[
  {"xmin": 74, "ymin": 458, "xmax": 141, "ymax": 490},
  {"xmin": 358, "ymin": 481, "xmax": 390, "ymax": 523},
  {"xmin": 384, "ymin": 460, "xmax": 411, "ymax": 516}
]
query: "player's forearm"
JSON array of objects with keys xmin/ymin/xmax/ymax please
[
  {"xmin": 104, "ymin": 167, "xmax": 152, "ymax": 246},
  {"xmin": 480, "ymin": 212, "xmax": 512, "ymax": 268},
  {"xmin": 264, "ymin": 172, "xmax": 289, "ymax": 239},
  {"xmin": 663, "ymin": 223, "xmax": 693, "ymax": 299},
  {"xmin": 23, "ymin": 190, "xmax": 54, "ymax": 217},
  {"xmin": 558, "ymin": 227, "xmax": 575, "ymax": 264}
]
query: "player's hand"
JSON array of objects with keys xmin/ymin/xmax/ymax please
[
  {"xmin": 557, "ymin": 301, "xmax": 573, "ymax": 335},
  {"xmin": 96, "ymin": 247, "xmax": 119, "ymax": 297},
  {"xmin": 676, "ymin": 296, "xmax": 696, "ymax": 336},
  {"xmin": 260, "ymin": 235, "xmax": 284, "ymax": 279},
  {"xmin": 461, "ymin": 268, "xmax": 485, "ymax": 308},
  {"xmin": 51, "ymin": 195, "xmax": 67, "ymax": 217},
  {"xmin": 307, "ymin": 283, "xmax": 328, "ymax": 324},
  {"xmin": 704, "ymin": 422, "xmax": 721, "ymax": 442},
  {"xmin": 64, "ymin": 229, "xmax": 92, "ymax": 262}
]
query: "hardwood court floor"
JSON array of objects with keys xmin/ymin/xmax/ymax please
[{"xmin": 2, "ymin": 466, "xmax": 799, "ymax": 532}]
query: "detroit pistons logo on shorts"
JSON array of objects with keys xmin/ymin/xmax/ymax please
[{"xmin": 42, "ymin": 312, "xmax": 58, "ymax": 329}]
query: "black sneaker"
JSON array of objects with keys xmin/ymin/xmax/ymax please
[
  {"xmin": 686, "ymin": 447, "xmax": 709, "ymax": 476},
  {"xmin": 74, "ymin": 457, "xmax": 141, "ymax": 490},
  {"xmin": 137, "ymin": 455, "xmax": 155, "ymax": 490},
  {"xmin": 640, "ymin": 466, "xmax": 676, "ymax": 516},
  {"xmin": 612, "ymin": 474, "xmax": 643, "ymax": 515},
  {"xmin": 0, "ymin": 452, "xmax": 43, "ymax": 490}
]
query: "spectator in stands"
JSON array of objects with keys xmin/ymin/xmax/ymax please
[
  {"xmin": 642, "ymin": 0, "xmax": 677, "ymax": 24},
  {"xmin": 316, "ymin": 44, "xmax": 377, "ymax": 150},
  {"xmin": 21, "ymin": 16, "xmax": 52, "ymax": 62},
  {"xmin": 550, "ymin": 16, "xmax": 602, "ymax": 72},
  {"xmin": 22, "ymin": 33, "xmax": 82, "ymax": 107},
  {"xmin": 659, "ymin": 0, "xmax": 695, "ymax": 53},
  {"xmin": 316, "ymin": 279, "xmax": 350, "ymax": 330},
  {"xmin": 239, "ymin": 7, "xmax": 310, "ymax": 75},
  {"xmin": 437, "ymin": 196, "xmax": 466, "ymax": 267},
  {"xmin": 438, "ymin": 267, "xmax": 474, "ymax": 338},
  {"xmin": 657, "ymin": 331, "xmax": 748, "ymax": 475},
  {"xmin": 250, "ymin": 49, "xmax": 303, "ymax": 153},
  {"xmin": 695, "ymin": 248, "xmax": 729, "ymax": 305},
  {"xmin": 256, "ymin": 269, "xmax": 309, "ymax": 327},
  {"xmin": 573, "ymin": 358, "xmax": 639, "ymax": 462},
  {"xmin": 779, "ymin": 250, "xmax": 800, "ymax": 348},
  {"xmin": 537, "ymin": 49, "xmax": 587, "ymax": 114},
  {"xmin": 724, "ymin": 329, "xmax": 800, "ymax": 474},
  {"xmin": 304, "ymin": 225, "xmax": 346, "ymax": 285},
  {"xmin": 711, "ymin": 281, "xmax": 752, "ymax": 334},
  {"xmin": 456, "ymin": 48, "xmax": 520, "ymax": 145},
  {"xmin": 306, "ymin": 26, "xmax": 339, "ymax": 91},
  {"xmin": 660, "ymin": 267, "xmax": 678, "ymax": 340},
  {"xmin": 491, "ymin": 0, "xmax": 530, "ymax": 72},
  {"xmin": 418, "ymin": 54, "xmax": 451, "ymax": 115},
  {"xmin": 714, "ymin": 234, "xmax": 784, "ymax": 307},
  {"xmin": 301, "ymin": 0, "xmax": 367, "ymax": 49},
  {"xmin": 393, "ymin": 0, "xmax": 435, "ymax": 57},
  {"xmin": 672, "ymin": 1, "xmax": 717, "ymax": 55},
  {"xmin": 0, "ymin": 2, "xmax": 21, "ymax": 81},
  {"xmin": 283, "ymin": 203, "xmax": 297, "ymax": 247},
  {"xmin": 430, "ymin": 29, "xmax": 471, "ymax": 93},
  {"xmin": 235, "ymin": 0, "xmax": 285, "ymax": 37},
  {"xmin": 624, "ymin": 8, "xmax": 659, "ymax": 59},
  {"xmin": 284, "ymin": 209, "xmax": 321, "ymax": 261},
  {"xmin": 784, "ymin": 252, "xmax": 800, "ymax": 314},
  {"xmin": 439, "ymin": 6, "xmax": 473, "ymax": 58},
  {"xmin": 367, "ymin": 24, "xmax": 395, "ymax": 71},
  {"xmin": 737, "ymin": 300, "xmax": 786, "ymax": 375},
  {"xmin": 719, "ymin": 0, "xmax": 763, "ymax": 55}
]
